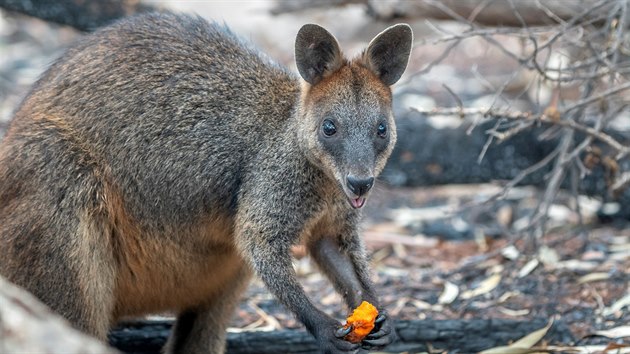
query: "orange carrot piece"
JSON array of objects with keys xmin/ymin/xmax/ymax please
[{"xmin": 343, "ymin": 301, "xmax": 379, "ymax": 343}]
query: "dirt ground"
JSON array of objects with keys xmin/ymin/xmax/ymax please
[{"xmin": 230, "ymin": 184, "xmax": 630, "ymax": 351}]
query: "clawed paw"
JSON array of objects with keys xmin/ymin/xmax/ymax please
[{"xmin": 360, "ymin": 313, "xmax": 397, "ymax": 350}]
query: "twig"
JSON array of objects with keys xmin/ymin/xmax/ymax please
[
  {"xmin": 477, "ymin": 120, "xmax": 499, "ymax": 163},
  {"xmin": 408, "ymin": 106, "xmax": 630, "ymax": 157},
  {"xmin": 528, "ymin": 128, "xmax": 573, "ymax": 234},
  {"xmin": 400, "ymin": 0, "xmax": 630, "ymax": 248},
  {"xmin": 611, "ymin": 171, "xmax": 630, "ymax": 194}
]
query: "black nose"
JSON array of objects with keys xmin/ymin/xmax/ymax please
[{"xmin": 346, "ymin": 176, "xmax": 374, "ymax": 196}]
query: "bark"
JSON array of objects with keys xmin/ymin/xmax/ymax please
[
  {"xmin": 109, "ymin": 318, "xmax": 573, "ymax": 354},
  {"xmin": 383, "ymin": 112, "xmax": 557, "ymax": 187},
  {"xmin": 273, "ymin": 0, "xmax": 614, "ymax": 27},
  {"xmin": 0, "ymin": 0, "xmax": 155, "ymax": 31},
  {"xmin": 0, "ymin": 276, "xmax": 118, "ymax": 354}
]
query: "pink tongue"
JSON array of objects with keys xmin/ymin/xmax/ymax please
[{"xmin": 351, "ymin": 198, "xmax": 365, "ymax": 209}]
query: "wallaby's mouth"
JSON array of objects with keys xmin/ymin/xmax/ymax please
[
  {"xmin": 349, "ymin": 197, "xmax": 366, "ymax": 209},
  {"xmin": 340, "ymin": 174, "xmax": 373, "ymax": 209}
]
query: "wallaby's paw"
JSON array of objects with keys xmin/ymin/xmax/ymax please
[
  {"xmin": 361, "ymin": 313, "xmax": 397, "ymax": 350},
  {"xmin": 335, "ymin": 325, "xmax": 353, "ymax": 338}
]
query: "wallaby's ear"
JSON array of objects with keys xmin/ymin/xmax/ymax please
[
  {"xmin": 362, "ymin": 24, "xmax": 413, "ymax": 86},
  {"xmin": 295, "ymin": 24, "xmax": 343, "ymax": 85}
]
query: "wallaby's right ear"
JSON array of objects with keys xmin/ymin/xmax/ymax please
[
  {"xmin": 295, "ymin": 24, "xmax": 343, "ymax": 85},
  {"xmin": 362, "ymin": 24, "xmax": 413, "ymax": 86}
]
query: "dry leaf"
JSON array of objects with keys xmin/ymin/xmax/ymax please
[
  {"xmin": 498, "ymin": 291, "xmax": 521, "ymax": 303},
  {"xmin": 378, "ymin": 266, "xmax": 409, "ymax": 277},
  {"xmin": 496, "ymin": 204, "xmax": 514, "ymax": 227},
  {"xmin": 577, "ymin": 195, "xmax": 602, "ymax": 219},
  {"xmin": 594, "ymin": 325, "xmax": 630, "ymax": 338},
  {"xmin": 510, "ymin": 319, "xmax": 553, "ymax": 347},
  {"xmin": 498, "ymin": 307, "xmax": 530, "ymax": 317},
  {"xmin": 502, "ymin": 245, "xmax": 520, "ymax": 261},
  {"xmin": 610, "ymin": 252, "xmax": 630, "ymax": 261},
  {"xmin": 392, "ymin": 243, "xmax": 407, "ymax": 258},
  {"xmin": 602, "ymin": 293, "xmax": 630, "ymax": 317},
  {"xmin": 479, "ymin": 348, "xmax": 541, "ymax": 354},
  {"xmin": 603, "ymin": 342, "xmax": 630, "ymax": 351},
  {"xmin": 548, "ymin": 204, "xmax": 572, "ymax": 221},
  {"xmin": 556, "ymin": 260, "xmax": 598, "ymax": 271},
  {"xmin": 461, "ymin": 273, "xmax": 501, "ymax": 299},
  {"xmin": 543, "ymin": 105, "xmax": 561, "ymax": 122},
  {"xmin": 475, "ymin": 229, "xmax": 489, "ymax": 252},
  {"xmin": 410, "ymin": 299, "xmax": 442, "ymax": 312},
  {"xmin": 610, "ymin": 243, "xmax": 630, "ymax": 252},
  {"xmin": 538, "ymin": 246, "xmax": 560, "ymax": 267},
  {"xmin": 363, "ymin": 231, "xmax": 438, "ymax": 248},
  {"xmin": 546, "ymin": 345, "xmax": 630, "ymax": 353},
  {"xmin": 248, "ymin": 302, "xmax": 282, "ymax": 330},
  {"xmin": 480, "ymin": 319, "xmax": 553, "ymax": 354},
  {"xmin": 438, "ymin": 281, "xmax": 459, "ymax": 305},
  {"xmin": 578, "ymin": 272, "xmax": 610, "ymax": 284},
  {"xmin": 388, "ymin": 206, "xmax": 453, "ymax": 225},
  {"xmin": 518, "ymin": 258, "xmax": 540, "ymax": 278}
]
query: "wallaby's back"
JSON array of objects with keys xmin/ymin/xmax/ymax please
[{"xmin": 8, "ymin": 12, "xmax": 299, "ymax": 226}]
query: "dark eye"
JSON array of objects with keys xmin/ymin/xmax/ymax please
[
  {"xmin": 322, "ymin": 119, "xmax": 337, "ymax": 136},
  {"xmin": 377, "ymin": 122, "xmax": 387, "ymax": 138}
]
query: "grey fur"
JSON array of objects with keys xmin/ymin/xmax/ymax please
[{"xmin": 0, "ymin": 12, "xmax": 412, "ymax": 354}]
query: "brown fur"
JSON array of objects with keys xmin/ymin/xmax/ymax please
[{"xmin": 0, "ymin": 12, "xmax": 412, "ymax": 354}]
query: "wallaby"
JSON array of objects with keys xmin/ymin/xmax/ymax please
[{"xmin": 0, "ymin": 11, "xmax": 412, "ymax": 354}]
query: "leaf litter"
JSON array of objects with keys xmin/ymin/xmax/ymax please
[{"xmin": 227, "ymin": 184, "xmax": 629, "ymax": 353}]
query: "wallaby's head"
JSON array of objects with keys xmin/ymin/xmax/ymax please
[{"xmin": 295, "ymin": 23, "xmax": 412, "ymax": 209}]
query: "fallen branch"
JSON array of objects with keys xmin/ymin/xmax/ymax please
[
  {"xmin": 272, "ymin": 0, "xmax": 615, "ymax": 28},
  {"xmin": 109, "ymin": 318, "xmax": 574, "ymax": 354}
]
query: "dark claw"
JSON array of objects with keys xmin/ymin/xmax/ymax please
[
  {"xmin": 368, "ymin": 313, "xmax": 387, "ymax": 335},
  {"xmin": 363, "ymin": 312, "xmax": 396, "ymax": 350},
  {"xmin": 366, "ymin": 319, "xmax": 391, "ymax": 340},
  {"xmin": 335, "ymin": 325, "xmax": 353, "ymax": 338}
]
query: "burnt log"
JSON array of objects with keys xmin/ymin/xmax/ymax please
[
  {"xmin": 109, "ymin": 318, "xmax": 573, "ymax": 354},
  {"xmin": 382, "ymin": 108, "xmax": 630, "ymax": 219},
  {"xmin": 365, "ymin": 0, "xmax": 613, "ymax": 27},
  {"xmin": 0, "ymin": 0, "xmax": 154, "ymax": 31}
]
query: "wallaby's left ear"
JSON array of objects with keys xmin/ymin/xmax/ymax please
[
  {"xmin": 362, "ymin": 24, "xmax": 413, "ymax": 86},
  {"xmin": 295, "ymin": 24, "xmax": 343, "ymax": 85}
]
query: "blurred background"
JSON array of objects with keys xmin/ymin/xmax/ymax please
[{"xmin": 0, "ymin": 1, "xmax": 629, "ymax": 353}]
